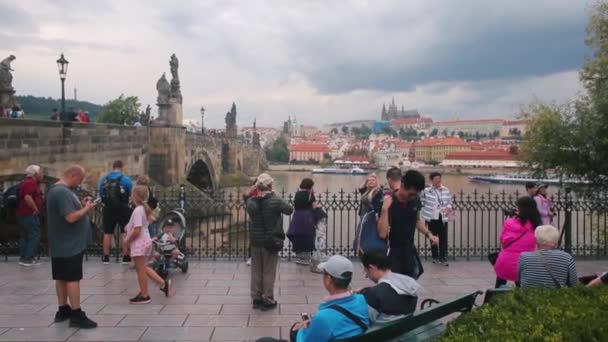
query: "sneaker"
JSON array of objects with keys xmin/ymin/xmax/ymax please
[
  {"xmin": 30, "ymin": 259, "xmax": 40, "ymax": 265},
  {"xmin": 295, "ymin": 258, "xmax": 310, "ymax": 266},
  {"xmin": 69, "ymin": 309, "xmax": 98, "ymax": 329},
  {"xmin": 102, "ymin": 255, "xmax": 110, "ymax": 265},
  {"xmin": 252, "ymin": 299, "xmax": 263, "ymax": 309},
  {"xmin": 440, "ymin": 259, "xmax": 450, "ymax": 267},
  {"xmin": 160, "ymin": 279, "xmax": 172, "ymax": 297},
  {"xmin": 431, "ymin": 258, "xmax": 439, "ymax": 264},
  {"xmin": 129, "ymin": 294, "xmax": 151, "ymax": 304},
  {"xmin": 260, "ymin": 299, "xmax": 278, "ymax": 312},
  {"xmin": 246, "ymin": 258, "xmax": 251, "ymax": 266},
  {"xmin": 54, "ymin": 305, "xmax": 72, "ymax": 323},
  {"xmin": 20, "ymin": 259, "xmax": 33, "ymax": 267},
  {"xmin": 122, "ymin": 255, "xmax": 132, "ymax": 265}
]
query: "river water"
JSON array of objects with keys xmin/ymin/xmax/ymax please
[{"xmin": 267, "ymin": 171, "xmax": 523, "ymax": 195}]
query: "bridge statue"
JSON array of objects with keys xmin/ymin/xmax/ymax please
[
  {"xmin": 0, "ymin": 55, "xmax": 16, "ymax": 109},
  {"xmin": 169, "ymin": 53, "xmax": 182, "ymax": 101},
  {"xmin": 156, "ymin": 73, "xmax": 170, "ymax": 105},
  {"xmin": 225, "ymin": 102, "xmax": 237, "ymax": 138}
]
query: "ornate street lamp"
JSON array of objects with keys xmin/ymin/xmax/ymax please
[
  {"xmin": 200, "ymin": 106, "xmax": 205, "ymax": 134},
  {"xmin": 56, "ymin": 53, "xmax": 69, "ymax": 118}
]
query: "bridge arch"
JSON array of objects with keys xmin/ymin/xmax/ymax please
[{"xmin": 187, "ymin": 150, "xmax": 218, "ymax": 191}]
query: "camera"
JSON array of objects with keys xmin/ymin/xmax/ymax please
[{"xmin": 502, "ymin": 208, "xmax": 517, "ymax": 217}]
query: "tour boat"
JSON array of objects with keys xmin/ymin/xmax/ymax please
[
  {"xmin": 311, "ymin": 167, "xmax": 369, "ymax": 175},
  {"xmin": 469, "ymin": 173, "xmax": 589, "ymax": 185}
]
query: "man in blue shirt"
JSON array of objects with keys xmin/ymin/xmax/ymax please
[
  {"xmin": 98, "ymin": 160, "xmax": 133, "ymax": 264},
  {"xmin": 292, "ymin": 255, "xmax": 369, "ymax": 342}
]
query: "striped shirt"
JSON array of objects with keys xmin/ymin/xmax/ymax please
[
  {"xmin": 422, "ymin": 185, "xmax": 452, "ymax": 222},
  {"xmin": 518, "ymin": 249, "xmax": 577, "ymax": 288}
]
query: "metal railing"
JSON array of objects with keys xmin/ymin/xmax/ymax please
[{"xmin": 1, "ymin": 187, "xmax": 607, "ymax": 260}]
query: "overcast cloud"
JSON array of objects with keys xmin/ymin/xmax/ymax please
[{"xmin": 0, "ymin": 0, "xmax": 589, "ymax": 128}]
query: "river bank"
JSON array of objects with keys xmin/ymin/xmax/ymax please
[{"xmin": 267, "ymin": 163, "xmax": 517, "ymax": 176}]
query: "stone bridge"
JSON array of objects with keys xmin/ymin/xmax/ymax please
[{"xmin": 0, "ymin": 118, "xmax": 266, "ymax": 191}]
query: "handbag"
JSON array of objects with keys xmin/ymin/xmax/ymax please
[
  {"xmin": 488, "ymin": 230, "xmax": 528, "ymax": 265},
  {"xmin": 537, "ymin": 250, "xmax": 562, "ymax": 288}
]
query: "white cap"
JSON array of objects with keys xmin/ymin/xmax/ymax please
[
  {"xmin": 318, "ymin": 255, "xmax": 353, "ymax": 279},
  {"xmin": 256, "ymin": 173, "xmax": 274, "ymax": 187}
]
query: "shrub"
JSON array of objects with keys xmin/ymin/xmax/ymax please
[{"xmin": 439, "ymin": 286, "xmax": 608, "ymax": 342}]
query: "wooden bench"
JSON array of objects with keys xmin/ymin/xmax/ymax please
[{"xmin": 332, "ymin": 291, "xmax": 482, "ymax": 342}]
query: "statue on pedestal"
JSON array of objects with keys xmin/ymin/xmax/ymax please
[
  {"xmin": 0, "ymin": 55, "xmax": 16, "ymax": 109},
  {"xmin": 169, "ymin": 53, "xmax": 182, "ymax": 101},
  {"xmin": 225, "ymin": 102, "xmax": 237, "ymax": 138},
  {"xmin": 156, "ymin": 73, "xmax": 170, "ymax": 104}
]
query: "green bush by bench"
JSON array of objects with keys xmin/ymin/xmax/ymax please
[{"xmin": 439, "ymin": 286, "xmax": 608, "ymax": 341}]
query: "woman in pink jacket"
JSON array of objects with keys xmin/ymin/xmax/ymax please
[
  {"xmin": 494, "ymin": 196, "xmax": 542, "ymax": 287},
  {"xmin": 534, "ymin": 184, "xmax": 554, "ymax": 225}
]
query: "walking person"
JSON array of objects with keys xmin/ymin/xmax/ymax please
[
  {"xmin": 16, "ymin": 165, "xmax": 44, "ymax": 266},
  {"xmin": 422, "ymin": 172, "xmax": 453, "ymax": 266},
  {"xmin": 135, "ymin": 175, "xmax": 160, "ymax": 236},
  {"xmin": 246, "ymin": 173, "xmax": 293, "ymax": 311},
  {"xmin": 494, "ymin": 196, "xmax": 542, "ymax": 288},
  {"xmin": 99, "ymin": 160, "xmax": 133, "ymax": 265},
  {"xmin": 378, "ymin": 170, "xmax": 438, "ymax": 279},
  {"xmin": 287, "ymin": 178, "xmax": 318, "ymax": 265},
  {"xmin": 46, "ymin": 165, "xmax": 97, "ymax": 328},
  {"xmin": 125, "ymin": 185, "xmax": 171, "ymax": 304},
  {"xmin": 534, "ymin": 184, "xmax": 555, "ymax": 225}
]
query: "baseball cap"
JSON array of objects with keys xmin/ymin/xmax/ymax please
[
  {"xmin": 256, "ymin": 173, "xmax": 274, "ymax": 187},
  {"xmin": 318, "ymin": 255, "xmax": 353, "ymax": 280}
]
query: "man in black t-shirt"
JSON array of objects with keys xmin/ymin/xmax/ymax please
[{"xmin": 378, "ymin": 170, "xmax": 438, "ymax": 279}]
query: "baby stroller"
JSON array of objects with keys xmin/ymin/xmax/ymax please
[{"xmin": 151, "ymin": 209, "xmax": 189, "ymax": 279}]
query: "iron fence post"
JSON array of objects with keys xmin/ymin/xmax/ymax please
[{"xmin": 564, "ymin": 188, "xmax": 573, "ymax": 254}]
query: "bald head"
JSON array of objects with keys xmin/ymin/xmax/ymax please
[{"xmin": 61, "ymin": 165, "xmax": 86, "ymax": 187}]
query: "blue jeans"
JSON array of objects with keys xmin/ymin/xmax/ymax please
[{"xmin": 17, "ymin": 215, "xmax": 40, "ymax": 261}]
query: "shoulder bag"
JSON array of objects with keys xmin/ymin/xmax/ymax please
[
  {"xmin": 537, "ymin": 250, "xmax": 562, "ymax": 288},
  {"xmin": 327, "ymin": 304, "xmax": 368, "ymax": 332}
]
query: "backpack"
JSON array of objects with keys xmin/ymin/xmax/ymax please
[
  {"xmin": 3, "ymin": 183, "xmax": 20, "ymax": 209},
  {"xmin": 356, "ymin": 210, "xmax": 387, "ymax": 255},
  {"xmin": 102, "ymin": 175, "xmax": 128, "ymax": 207}
]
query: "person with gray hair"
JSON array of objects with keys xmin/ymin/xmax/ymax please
[
  {"xmin": 246, "ymin": 173, "xmax": 293, "ymax": 311},
  {"xmin": 16, "ymin": 164, "xmax": 44, "ymax": 266},
  {"xmin": 517, "ymin": 225, "xmax": 577, "ymax": 288}
]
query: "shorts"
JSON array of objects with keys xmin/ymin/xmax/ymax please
[
  {"xmin": 102, "ymin": 206, "xmax": 132, "ymax": 234},
  {"xmin": 51, "ymin": 252, "xmax": 84, "ymax": 281}
]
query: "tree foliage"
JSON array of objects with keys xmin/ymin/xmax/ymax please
[
  {"xmin": 521, "ymin": 1, "xmax": 608, "ymax": 185},
  {"xmin": 97, "ymin": 94, "xmax": 141, "ymax": 125},
  {"xmin": 341, "ymin": 125, "xmax": 349, "ymax": 134},
  {"xmin": 351, "ymin": 125, "xmax": 372, "ymax": 140},
  {"xmin": 15, "ymin": 95, "xmax": 102, "ymax": 120},
  {"xmin": 265, "ymin": 137, "xmax": 289, "ymax": 162}
]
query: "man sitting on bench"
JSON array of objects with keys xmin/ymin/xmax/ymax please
[
  {"xmin": 292, "ymin": 255, "xmax": 370, "ymax": 342},
  {"xmin": 358, "ymin": 249, "xmax": 420, "ymax": 324}
]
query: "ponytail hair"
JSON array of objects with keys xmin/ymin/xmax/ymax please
[{"xmin": 132, "ymin": 185, "xmax": 153, "ymax": 220}]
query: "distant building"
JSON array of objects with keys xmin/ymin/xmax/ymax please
[
  {"xmin": 441, "ymin": 150, "xmax": 519, "ymax": 168},
  {"xmin": 381, "ymin": 98, "xmax": 421, "ymax": 121},
  {"xmin": 391, "ymin": 117, "xmax": 433, "ymax": 130},
  {"xmin": 323, "ymin": 120, "xmax": 375, "ymax": 133},
  {"xmin": 373, "ymin": 120, "xmax": 391, "ymax": 134},
  {"xmin": 414, "ymin": 137, "xmax": 471, "ymax": 162},
  {"xmin": 288, "ymin": 143, "xmax": 331, "ymax": 162},
  {"xmin": 431, "ymin": 119, "xmax": 504, "ymax": 136},
  {"xmin": 501, "ymin": 120, "xmax": 528, "ymax": 138}
]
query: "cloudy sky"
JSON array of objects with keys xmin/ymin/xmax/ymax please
[{"xmin": 1, "ymin": 0, "xmax": 590, "ymax": 128}]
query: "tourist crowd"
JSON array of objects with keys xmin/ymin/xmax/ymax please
[{"xmin": 5, "ymin": 162, "xmax": 608, "ymax": 339}]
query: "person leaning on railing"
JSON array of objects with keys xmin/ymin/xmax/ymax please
[{"xmin": 517, "ymin": 225, "xmax": 577, "ymax": 288}]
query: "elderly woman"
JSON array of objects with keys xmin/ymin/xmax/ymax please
[{"xmin": 518, "ymin": 225, "xmax": 577, "ymax": 288}]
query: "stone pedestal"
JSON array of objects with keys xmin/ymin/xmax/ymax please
[
  {"xmin": 0, "ymin": 88, "xmax": 16, "ymax": 109},
  {"xmin": 168, "ymin": 98, "xmax": 183, "ymax": 125},
  {"xmin": 148, "ymin": 125, "xmax": 186, "ymax": 186}
]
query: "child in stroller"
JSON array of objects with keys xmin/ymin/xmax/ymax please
[{"xmin": 151, "ymin": 212, "xmax": 189, "ymax": 278}]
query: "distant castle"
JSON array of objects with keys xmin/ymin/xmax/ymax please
[{"xmin": 381, "ymin": 98, "xmax": 421, "ymax": 121}]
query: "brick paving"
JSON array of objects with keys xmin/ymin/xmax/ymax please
[{"xmin": 0, "ymin": 258, "xmax": 606, "ymax": 341}]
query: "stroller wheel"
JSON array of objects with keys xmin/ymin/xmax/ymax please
[{"xmin": 181, "ymin": 261, "xmax": 189, "ymax": 274}]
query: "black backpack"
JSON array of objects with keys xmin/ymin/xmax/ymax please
[
  {"xmin": 3, "ymin": 183, "xmax": 20, "ymax": 209},
  {"xmin": 102, "ymin": 175, "xmax": 128, "ymax": 207}
]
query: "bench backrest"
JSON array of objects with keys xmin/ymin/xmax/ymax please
[{"xmin": 333, "ymin": 291, "xmax": 481, "ymax": 342}]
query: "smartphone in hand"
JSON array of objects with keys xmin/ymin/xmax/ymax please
[
  {"xmin": 93, "ymin": 197, "xmax": 102, "ymax": 205},
  {"xmin": 301, "ymin": 312, "xmax": 310, "ymax": 321}
]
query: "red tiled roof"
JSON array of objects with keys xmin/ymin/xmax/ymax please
[
  {"xmin": 434, "ymin": 119, "xmax": 505, "ymax": 125},
  {"xmin": 288, "ymin": 143, "xmax": 331, "ymax": 153},
  {"xmin": 444, "ymin": 150, "xmax": 517, "ymax": 161}
]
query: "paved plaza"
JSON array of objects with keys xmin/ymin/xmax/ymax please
[{"xmin": 0, "ymin": 258, "xmax": 606, "ymax": 341}]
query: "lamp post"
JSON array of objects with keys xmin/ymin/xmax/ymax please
[
  {"xmin": 56, "ymin": 53, "xmax": 69, "ymax": 119},
  {"xmin": 200, "ymin": 106, "xmax": 205, "ymax": 134}
]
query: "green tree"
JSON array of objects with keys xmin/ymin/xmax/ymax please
[
  {"xmin": 264, "ymin": 137, "xmax": 289, "ymax": 162},
  {"xmin": 330, "ymin": 128, "xmax": 339, "ymax": 135},
  {"xmin": 352, "ymin": 125, "xmax": 372, "ymax": 140},
  {"xmin": 429, "ymin": 128, "xmax": 439, "ymax": 137},
  {"xmin": 341, "ymin": 125, "xmax": 349, "ymax": 135},
  {"xmin": 399, "ymin": 127, "xmax": 418, "ymax": 140},
  {"xmin": 97, "ymin": 94, "xmax": 141, "ymax": 125},
  {"xmin": 522, "ymin": 2, "xmax": 608, "ymax": 185}
]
